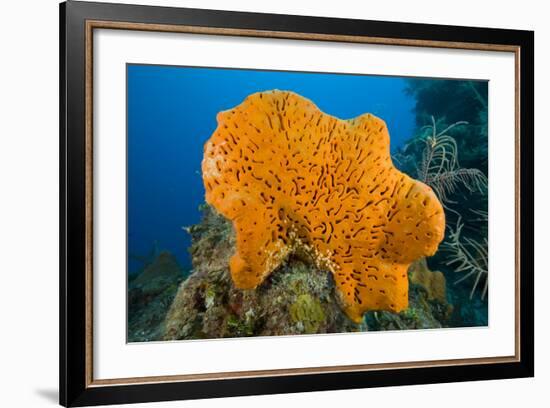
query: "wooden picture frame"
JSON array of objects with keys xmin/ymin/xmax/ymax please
[{"xmin": 60, "ymin": 1, "xmax": 534, "ymax": 406}]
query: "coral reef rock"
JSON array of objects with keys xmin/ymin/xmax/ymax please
[
  {"xmin": 163, "ymin": 206, "xmax": 452, "ymax": 340},
  {"xmin": 409, "ymin": 257, "xmax": 447, "ymax": 303},
  {"xmin": 201, "ymin": 90, "xmax": 445, "ymax": 321},
  {"xmin": 128, "ymin": 251, "xmax": 184, "ymax": 342}
]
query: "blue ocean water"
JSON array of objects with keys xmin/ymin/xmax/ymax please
[{"xmin": 127, "ymin": 65, "xmax": 418, "ymax": 273}]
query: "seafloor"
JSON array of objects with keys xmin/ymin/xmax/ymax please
[{"xmin": 128, "ymin": 205, "xmax": 487, "ymax": 342}]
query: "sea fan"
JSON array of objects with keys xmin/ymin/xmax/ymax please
[
  {"xmin": 441, "ymin": 217, "xmax": 488, "ymax": 299},
  {"xmin": 417, "ymin": 117, "xmax": 488, "ymax": 202},
  {"xmin": 414, "ymin": 117, "xmax": 489, "ymax": 299},
  {"xmin": 469, "ymin": 208, "xmax": 488, "ymax": 222}
]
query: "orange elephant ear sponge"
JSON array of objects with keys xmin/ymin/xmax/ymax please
[{"xmin": 202, "ymin": 90, "xmax": 445, "ymax": 322}]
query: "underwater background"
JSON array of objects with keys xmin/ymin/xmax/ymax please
[{"xmin": 127, "ymin": 64, "xmax": 488, "ymax": 342}]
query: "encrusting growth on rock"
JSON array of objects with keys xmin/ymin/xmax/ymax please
[
  {"xmin": 408, "ymin": 258, "xmax": 447, "ymax": 304},
  {"xmin": 202, "ymin": 90, "xmax": 445, "ymax": 322}
]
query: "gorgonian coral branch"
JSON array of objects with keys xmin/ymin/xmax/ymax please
[
  {"xmin": 441, "ymin": 217, "xmax": 488, "ymax": 299},
  {"xmin": 417, "ymin": 116, "xmax": 487, "ymax": 202}
]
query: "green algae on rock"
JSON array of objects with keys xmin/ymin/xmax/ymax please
[{"xmin": 289, "ymin": 294, "xmax": 326, "ymax": 334}]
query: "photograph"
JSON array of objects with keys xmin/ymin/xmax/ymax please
[{"xmin": 126, "ymin": 65, "xmax": 489, "ymax": 342}]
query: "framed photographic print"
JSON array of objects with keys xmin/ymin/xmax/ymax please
[{"xmin": 59, "ymin": 1, "xmax": 534, "ymax": 406}]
